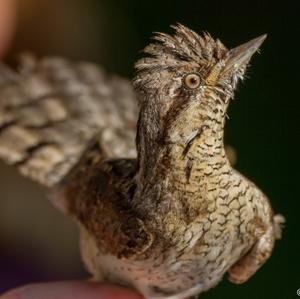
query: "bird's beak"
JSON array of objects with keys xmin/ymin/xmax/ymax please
[{"xmin": 223, "ymin": 34, "xmax": 267, "ymax": 73}]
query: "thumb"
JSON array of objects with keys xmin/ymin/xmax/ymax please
[
  {"xmin": 0, "ymin": 0, "xmax": 16, "ymax": 57},
  {"xmin": 0, "ymin": 281, "xmax": 143, "ymax": 299}
]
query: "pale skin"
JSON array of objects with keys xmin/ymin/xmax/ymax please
[
  {"xmin": 0, "ymin": 1, "xmax": 141, "ymax": 298},
  {"xmin": 0, "ymin": 0, "xmax": 16, "ymax": 58},
  {"xmin": 0, "ymin": 282, "xmax": 142, "ymax": 299}
]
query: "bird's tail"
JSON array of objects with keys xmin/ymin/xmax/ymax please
[{"xmin": 0, "ymin": 56, "xmax": 137, "ymax": 190}]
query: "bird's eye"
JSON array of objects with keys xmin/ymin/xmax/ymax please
[{"xmin": 183, "ymin": 73, "xmax": 201, "ymax": 89}]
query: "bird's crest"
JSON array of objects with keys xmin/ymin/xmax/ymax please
[{"xmin": 135, "ymin": 23, "xmax": 228, "ymax": 73}]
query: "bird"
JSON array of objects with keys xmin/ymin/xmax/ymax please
[{"xmin": 0, "ymin": 24, "xmax": 284, "ymax": 299}]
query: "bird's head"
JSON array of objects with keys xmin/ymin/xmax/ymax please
[{"xmin": 134, "ymin": 24, "xmax": 266, "ymax": 168}]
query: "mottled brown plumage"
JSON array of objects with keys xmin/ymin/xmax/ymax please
[{"xmin": 0, "ymin": 24, "xmax": 284, "ymax": 298}]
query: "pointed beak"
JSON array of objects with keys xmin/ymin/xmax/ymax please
[{"xmin": 223, "ymin": 34, "xmax": 267, "ymax": 72}]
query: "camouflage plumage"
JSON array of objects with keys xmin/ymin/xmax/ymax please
[
  {"xmin": 0, "ymin": 24, "xmax": 284, "ymax": 299},
  {"xmin": 0, "ymin": 55, "xmax": 137, "ymax": 188}
]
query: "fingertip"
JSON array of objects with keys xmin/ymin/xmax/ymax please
[
  {"xmin": 0, "ymin": 0, "xmax": 17, "ymax": 57},
  {"xmin": 85, "ymin": 283, "xmax": 144, "ymax": 299},
  {"xmin": 0, "ymin": 281, "xmax": 143, "ymax": 299}
]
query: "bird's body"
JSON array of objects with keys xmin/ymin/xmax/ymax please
[
  {"xmin": 67, "ymin": 154, "xmax": 279, "ymax": 299},
  {"xmin": 0, "ymin": 24, "xmax": 284, "ymax": 298}
]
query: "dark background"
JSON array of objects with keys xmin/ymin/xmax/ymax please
[{"xmin": 0, "ymin": 0, "xmax": 299, "ymax": 298}]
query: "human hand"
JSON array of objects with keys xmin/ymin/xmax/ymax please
[
  {"xmin": 0, "ymin": 0, "xmax": 16, "ymax": 57},
  {"xmin": 0, "ymin": 281, "xmax": 143, "ymax": 299}
]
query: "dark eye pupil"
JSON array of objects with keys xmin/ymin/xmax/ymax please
[{"xmin": 190, "ymin": 77, "xmax": 197, "ymax": 84}]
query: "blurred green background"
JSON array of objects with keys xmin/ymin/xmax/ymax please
[{"xmin": 0, "ymin": 0, "xmax": 299, "ymax": 298}]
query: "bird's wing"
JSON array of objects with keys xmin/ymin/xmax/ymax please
[
  {"xmin": 65, "ymin": 158, "xmax": 154, "ymax": 259},
  {"xmin": 0, "ymin": 55, "xmax": 138, "ymax": 187}
]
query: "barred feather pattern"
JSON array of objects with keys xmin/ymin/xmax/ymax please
[
  {"xmin": 0, "ymin": 56, "xmax": 138, "ymax": 187},
  {"xmin": 134, "ymin": 24, "xmax": 228, "ymax": 91}
]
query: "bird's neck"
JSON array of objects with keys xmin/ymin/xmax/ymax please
[
  {"xmin": 161, "ymin": 120, "xmax": 228, "ymax": 186},
  {"xmin": 134, "ymin": 110, "xmax": 231, "ymax": 223},
  {"xmin": 133, "ymin": 92, "xmax": 233, "ymax": 223},
  {"xmin": 136, "ymin": 111, "xmax": 230, "ymax": 190}
]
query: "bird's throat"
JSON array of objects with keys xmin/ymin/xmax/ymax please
[
  {"xmin": 134, "ymin": 123, "xmax": 230, "ymax": 222},
  {"xmin": 163, "ymin": 125, "xmax": 228, "ymax": 186},
  {"xmin": 136, "ymin": 93, "xmax": 230, "ymax": 198}
]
